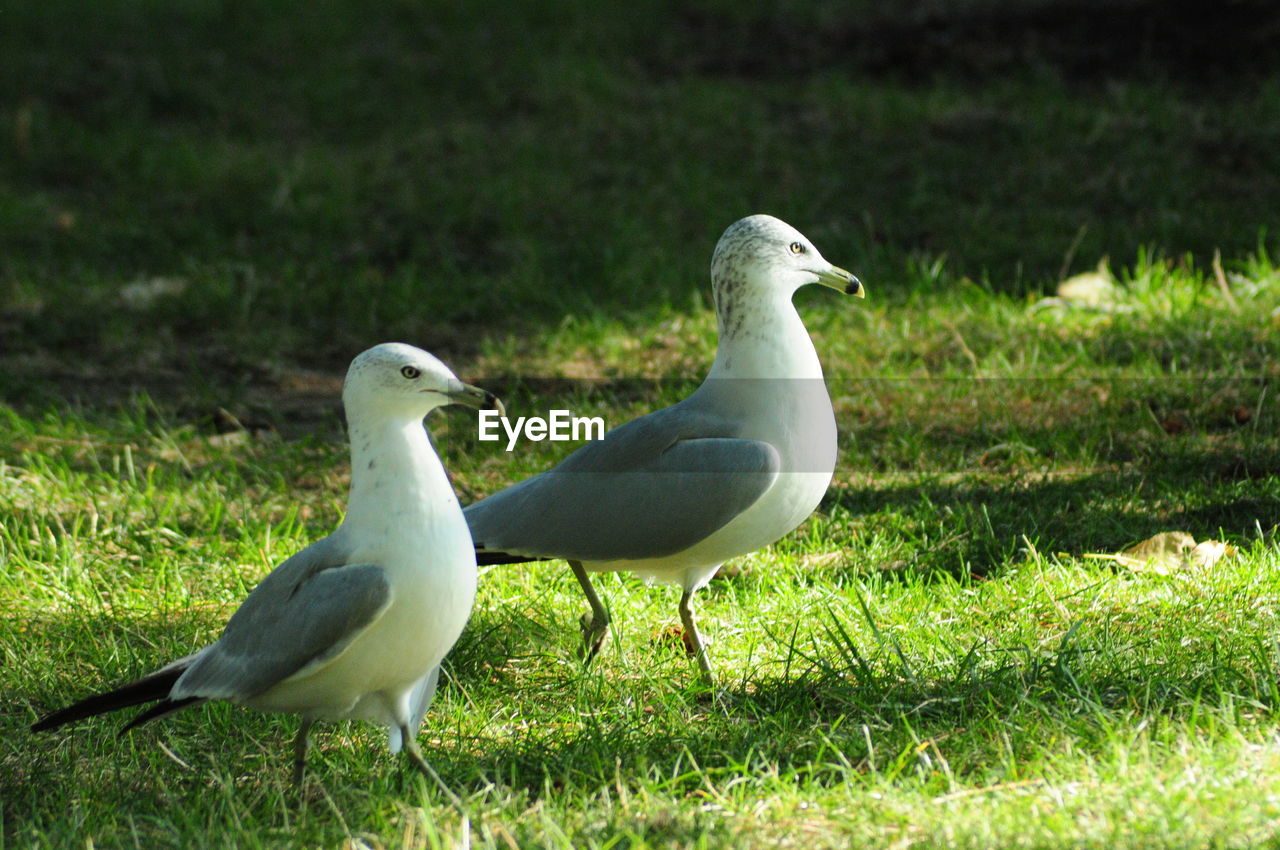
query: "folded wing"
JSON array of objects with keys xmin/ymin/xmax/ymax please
[{"xmin": 466, "ymin": 405, "xmax": 781, "ymax": 564}]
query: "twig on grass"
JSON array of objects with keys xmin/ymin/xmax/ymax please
[{"xmin": 1212, "ymin": 249, "xmax": 1241, "ymax": 313}]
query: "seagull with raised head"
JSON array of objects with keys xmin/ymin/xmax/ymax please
[
  {"xmin": 31, "ymin": 343, "xmax": 501, "ymax": 790},
  {"xmin": 464, "ymin": 215, "xmax": 864, "ymax": 684}
]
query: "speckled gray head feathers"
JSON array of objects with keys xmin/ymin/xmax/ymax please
[
  {"xmin": 708, "ymin": 215, "xmax": 862, "ymax": 337},
  {"xmin": 711, "ymin": 215, "xmax": 832, "ymax": 300}
]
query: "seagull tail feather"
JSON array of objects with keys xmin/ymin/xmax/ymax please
[
  {"xmin": 120, "ymin": 696, "xmax": 205, "ymax": 734},
  {"xmin": 31, "ymin": 665, "xmax": 190, "ymax": 733}
]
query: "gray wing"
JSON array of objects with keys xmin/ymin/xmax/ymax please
[
  {"xmin": 465, "ymin": 404, "xmax": 781, "ymax": 563},
  {"xmin": 172, "ymin": 536, "xmax": 391, "ymax": 701}
]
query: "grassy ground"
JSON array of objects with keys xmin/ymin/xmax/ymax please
[{"xmin": 3, "ymin": 0, "xmax": 1280, "ymax": 847}]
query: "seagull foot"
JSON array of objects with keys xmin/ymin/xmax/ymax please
[
  {"xmin": 578, "ymin": 611, "xmax": 609, "ymax": 663},
  {"xmin": 403, "ymin": 735, "xmax": 465, "ymax": 811}
]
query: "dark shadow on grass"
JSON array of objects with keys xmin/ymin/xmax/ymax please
[
  {"xmin": 657, "ymin": 0, "xmax": 1280, "ymax": 85},
  {"xmin": 428, "ymin": 619, "xmax": 1280, "ymax": 803},
  {"xmin": 3, "ymin": 0, "xmax": 1279, "ymax": 388},
  {"xmin": 827, "ymin": 446, "xmax": 1280, "ymax": 580},
  {"xmin": 8, "ymin": 592, "xmax": 1280, "ymax": 835}
]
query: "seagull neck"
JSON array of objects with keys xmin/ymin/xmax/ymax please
[
  {"xmin": 342, "ymin": 413, "xmax": 456, "ymax": 534},
  {"xmin": 708, "ymin": 290, "xmax": 824, "ymax": 380}
]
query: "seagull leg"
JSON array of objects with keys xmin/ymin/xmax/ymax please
[
  {"xmin": 678, "ymin": 589, "xmax": 715, "ymax": 688},
  {"xmin": 570, "ymin": 560, "xmax": 610, "ymax": 663},
  {"xmin": 292, "ymin": 718, "xmax": 314, "ymax": 788},
  {"xmin": 400, "ymin": 725, "xmax": 465, "ymax": 810}
]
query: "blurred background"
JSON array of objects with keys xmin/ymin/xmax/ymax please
[{"xmin": 2, "ymin": 0, "xmax": 1277, "ymax": 405}]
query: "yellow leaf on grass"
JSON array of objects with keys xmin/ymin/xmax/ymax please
[
  {"xmin": 1122, "ymin": 531, "xmax": 1196, "ymax": 566},
  {"xmin": 1083, "ymin": 531, "xmax": 1237, "ymax": 575},
  {"xmin": 1057, "ymin": 269, "xmax": 1116, "ymax": 307},
  {"xmin": 1191, "ymin": 539, "xmax": 1235, "ymax": 569}
]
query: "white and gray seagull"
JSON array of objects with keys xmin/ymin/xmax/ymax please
[
  {"xmin": 464, "ymin": 215, "xmax": 864, "ymax": 684},
  {"xmin": 31, "ymin": 342, "xmax": 502, "ymax": 791}
]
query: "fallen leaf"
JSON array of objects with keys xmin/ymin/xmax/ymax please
[
  {"xmin": 1191, "ymin": 539, "xmax": 1235, "ymax": 569},
  {"xmin": 1122, "ymin": 531, "xmax": 1196, "ymax": 564},
  {"xmin": 1030, "ymin": 259, "xmax": 1132, "ymax": 315},
  {"xmin": 1083, "ymin": 531, "xmax": 1238, "ymax": 575},
  {"xmin": 1056, "ymin": 268, "xmax": 1116, "ymax": 307}
]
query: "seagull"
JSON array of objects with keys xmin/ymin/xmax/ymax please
[
  {"xmin": 464, "ymin": 215, "xmax": 864, "ymax": 684},
  {"xmin": 31, "ymin": 342, "xmax": 502, "ymax": 791}
]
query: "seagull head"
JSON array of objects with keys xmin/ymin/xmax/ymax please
[
  {"xmin": 710, "ymin": 214, "xmax": 864, "ymax": 300},
  {"xmin": 343, "ymin": 342, "xmax": 503, "ymax": 420}
]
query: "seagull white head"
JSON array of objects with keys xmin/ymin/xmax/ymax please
[
  {"xmin": 710, "ymin": 214, "xmax": 863, "ymax": 299},
  {"xmin": 343, "ymin": 342, "xmax": 503, "ymax": 420}
]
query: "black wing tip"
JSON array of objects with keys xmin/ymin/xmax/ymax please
[
  {"xmin": 31, "ymin": 714, "xmax": 64, "ymax": 734},
  {"xmin": 29, "ymin": 665, "xmax": 190, "ymax": 734},
  {"xmin": 119, "ymin": 697, "xmax": 203, "ymax": 735},
  {"xmin": 31, "ymin": 700, "xmax": 110, "ymax": 733},
  {"xmin": 474, "ymin": 547, "xmax": 552, "ymax": 566}
]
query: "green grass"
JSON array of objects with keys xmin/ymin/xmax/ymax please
[
  {"xmin": 4, "ymin": 0, "xmax": 1279, "ymax": 393},
  {"xmin": 3, "ymin": 0, "xmax": 1280, "ymax": 846},
  {"xmin": 4, "ymin": 256, "xmax": 1278, "ymax": 847}
]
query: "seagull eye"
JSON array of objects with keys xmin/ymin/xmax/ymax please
[
  {"xmin": 400, "ymin": 365, "xmax": 421, "ymax": 379},
  {"xmin": 789, "ymin": 241, "xmax": 805, "ymax": 254}
]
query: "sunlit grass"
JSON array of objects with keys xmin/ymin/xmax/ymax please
[
  {"xmin": 4, "ymin": 1, "xmax": 1280, "ymax": 844},
  {"xmin": 4, "ymin": 251, "xmax": 1278, "ymax": 847}
]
